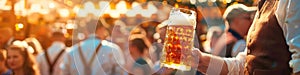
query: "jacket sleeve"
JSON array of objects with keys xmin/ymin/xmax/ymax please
[
  {"xmin": 223, "ymin": 50, "xmax": 247, "ymax": 75},
  {"xmin": 277, "ymin": 0, "xmax": 300, "ymax": 73}
]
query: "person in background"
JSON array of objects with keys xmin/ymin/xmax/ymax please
[
  {"xmin": 0, "ymin": 27, "xmax": 15, "ymax": 49},
  {"xmin": 6, "ymin": 45, "xmax": 39, "ymax": 75},
  {"xmin": 212, "ymin": 4, "xmax": 256, "ymax": 57},
  {"xmin": 61, "ymin": 20, "xmax": 125, "ymax": 75},
  {"xmin": 194, "ymin": 0, "xmax": 300, "ymax": 75},
  {"xmin": 129, "ymin": 35, "xmax": 153, "ymax": 75},
  {"xmin": 111, "ymin": 20, "xmax": 129, "ymax": 52},
  {"xmin": 139, "ymin": 21, "xmax": 161, "ymax": 44},
  {"xmin": 24, "ymin": 37, "xmax": 44, "ymax": 56},
  {"xmin": 152, "ymin": 20, "xmax": 168, "ymax": 62},
  {"xmin": 152, "ymin": 20, "xmax": 169, "ymax": 73},
  {"xmin": 36, "ymin": 31, "xmax": 67, "ymax": 75},
  {"xmin": 0, "ymin": 49, "xmax": 11, "ymax": 75},
  {"xmin": 34, "ymin": 26, "xmax": 52, "ymax": 50},
  {"xmin": 202, "ymin": 26, "xmax": 222, "ymax": 53}
]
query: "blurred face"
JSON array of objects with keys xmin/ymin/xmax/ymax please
[
  {"xmin": 96, "ymin": 27, "xmax": 109, "ymax": 40},
  {"xmin": 157, "ymin": 27, "xmax": 167, "ymax": 42},
  {"xmin": 7, "ymin": 50, "xmax": 24, "ymax": 70},
  {"xmin": 232, "ymin": 13, "xmax": 253, "ymax": 35}
]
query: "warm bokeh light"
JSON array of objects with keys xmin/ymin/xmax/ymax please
[
  {"xmin": 211, "ymin": 0, "xmax": 217, "ymax": 2},
  {"xmin": 226, "ymin": 0, "xmax": 232, "ymax": 3},
  {"xmin": 99, "ymin": 1, "xmax": 110, "ymax": 13},
  {"xmin": 39, "ymin": 9, "xmax": 49, "ymax": 15},
  {"xmin": 49, "ymin": 2, "xmax": 56, "ymax": 9},
  {"xmin": 58, "ymin": 9, "xmax": 70, "ymax": 18},
  {"xmin": 66, "ymin": 23, "xmax": 75, "ymax": 29},
  {"xmin": 14, "ymin": 0, "xmax": 26, "ymax": 16},
  {"xmin": 109, "ymin": 10, "xmax": 121, "ymax": 18},
  {"xmin": 30, "ymin": 4, "xmax": 42, "ymax": 12},
  {"xmin": 77, "ymin": 9, "xmax": 88, "ymax": 17},
  {"xmin": 126, "ymin": 10, "xmax": 137, "ymax": 17},
  {"xmin": 116, "ymin": 1, "xmax": 128, "ymax": 14},
  {"xmin": 175, "ymin": 3, "xmax": 179, "ymax": 8},
  {"xmin": 132, "ymin": 1, "xmax": 140, "ymax": 8},
  {"xmin": 0, "ymin": 0, "xmax": 7, "ymax": 8},
  {"xmin": 73, "ymin": 5, "xmax": 80, "ymax": 13},
  {"xmin": 141, "ymin": 9, "xmax": 152, "ymax": 17},
  {"xmin": 15, "ymin": 23, "xmax": 24, "ymax": 31},
  {"xmin": 147, "ymin": 2, "xmax": 157, "ymax": 14},
  {"xmin": 190, "ymin": 0, "xmax": 197, "ymax": 4},
  {"xmin": 198, "ymin": 0, "xmax": 207, "ymax": 3},
  {"xmin": 84, "ymin": 1, "xmax": 96, "ymax": 13},
  {"xmin": 14, "ymin": 0, "xmax": 25, "ymax": 11},
  {"xmin": 126, "ymin": 2, "xmax": 142, "ymax": 17},
  {"xmin": 0, "ymin": 0, "xmax": 11, "ymax": 10}
]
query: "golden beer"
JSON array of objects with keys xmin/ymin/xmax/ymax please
[{"xmin": 160, "ymin": 8, "xmax": 196, "ymax": 71}]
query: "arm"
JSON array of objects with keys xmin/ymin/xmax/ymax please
[
  {"xmin": 193, "ymin": 50, "xmax": 228, "ymax": 75},
  {"xmin": 278, "ymin": 0, "xmax": 300, "ymax": 74},
  {"xmin": 194, "ymin": 49, "xmax": 246, "ymax": 75}
]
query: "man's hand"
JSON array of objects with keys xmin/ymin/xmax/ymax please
[
  {"xmin": 192, "ymin": 49, "xmax": 210, "ymax": 73},
  {"xmin": 191, "ymin": 49, "xmax": 229, "ymax": 75},
  {"xmin": 153, "ymin": 67, "xmax": 176, "ymax": 75}
]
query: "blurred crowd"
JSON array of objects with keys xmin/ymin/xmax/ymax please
[
  {"xmin": 0, "ymin": 2, "xmax": 255, "ymax": 74},
  {"xmin": 0, "ymin": 0, "xmax": 300, "ymax": 75}
]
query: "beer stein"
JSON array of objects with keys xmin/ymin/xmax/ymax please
[{"xmin": 160, "ymin": 8, "xmax": 196, "ymax": 71}]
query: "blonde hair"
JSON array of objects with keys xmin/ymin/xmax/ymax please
[
  {"xmin": 7, "ymin": 45, "xmax": 40, "ymax": 75},
  {"xmin": 0, "ymin": 49, "xmax": 6, "ymax": 61}
]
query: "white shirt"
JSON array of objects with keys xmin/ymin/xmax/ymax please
[
  {"xmin": 36, "ymin": 41, "xmax": 68, "ymax": 75},
  {"xmin": 207, "ymin": 0, "xmax": 300, "ymax": 74},
  {"xmin": 60, "ymin": 34, "xmax": 125, "ymax": 75}
]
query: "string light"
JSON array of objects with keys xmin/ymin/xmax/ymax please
[
  {"xmin": 211, "ymin": 0, "xmax": 217, "ymax": 2},
  {"xmin": 175, "ymin": 3, "xmax": 179, "ymax": 8},
  {"xmin": 49, "ymin": 2, "xmax": 55, "ymax": 9},
  {"xmin": 84, "ymin": 1, "xmax": 95, "ymax": 13},
  {"xmin": 109, "ymin": 10, "xmax": 120, "ymax": 18},
  {"xmin": 0, "ymin": 0, "xmax": 7, "ymax": 9},
  {"xmin": 116, "ymin": 1, "xmax": 128, "ymax": 14},
  {"xmin": 58, "ymin": 9, "xmax": 70, "ymax": 18},
  {"xmin": 132, "ymin": 2, "xmax": 140, "ymax": 8},
  {"xmin": 226, "ymin": 0, "xmax": 232, "ymax": 3},
  {"xmin": 100, "ymin": 1, "xmax": 111, "ymax": 14},
  {"xmin": 198, "ymin": 0, "xmax": 207, "ymax": 3},
  {"xmin": 141, "ymin": 9, "xmax": 152, "ymax": 17},
  {"xmin": 126, "ymin": 10, "xmax": 137, "ymax": 17},
  {"xmin": 15, "ymin": 23, "xmax": 24, "ymax": 31},
  {"xmin": 190, "ymin": 0, "xmax": 196, "ymax": 5},
  {"xmin": 126, "ymin": 2, "xmax": 142, "ymax": 17},
  {"xmin": 147, "ymin": 2, "xmax": 157, "ymax": 14}
]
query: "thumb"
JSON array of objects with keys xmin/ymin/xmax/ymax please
[
  {"xmin": 191, "ymin": 48, "xmax": 202, "ymax": 68},
  {"xmin": 192, "ymin": 48, "xmax": 202, "ymax": 59}
]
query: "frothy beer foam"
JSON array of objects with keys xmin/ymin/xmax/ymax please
[{"xmin": 167, "ymin": 8, "xmax": 196, "ymax": 28}]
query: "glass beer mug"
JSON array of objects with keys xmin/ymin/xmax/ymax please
[{"xmin": 160, "ymin": 8, "xmax": 196, "ymax": 71}]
